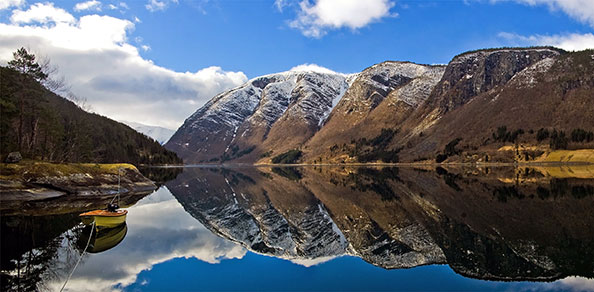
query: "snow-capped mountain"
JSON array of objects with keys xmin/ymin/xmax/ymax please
[
  {"xmin": 166, "ymin": 47, "xmax": 594, "ymax": 164},
  {"xmin": 123, "ymin": 121, "xmax": 176, "ymax": 145},
  {"xmin": 165, "ymin": 70, "xmax": 352, "ymax": 163}
]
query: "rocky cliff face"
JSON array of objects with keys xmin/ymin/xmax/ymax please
[
  {"xmin": 433, "ymin": 48, "xmax": 562, "ymax": 112},
  {"xmin": 168, "ymin": 47, "xmax": 594, "ymax": 164}
]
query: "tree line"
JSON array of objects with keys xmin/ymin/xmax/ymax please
[{"xmin": 0, "ymin": 48, "xmax": 181, "ymax": 165}]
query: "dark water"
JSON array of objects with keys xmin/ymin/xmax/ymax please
[{"xmin": 2, "ymin": 166, "xmax": 594, "ymax": 291}]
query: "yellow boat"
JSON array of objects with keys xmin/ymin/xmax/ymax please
[{"xmin": 79, "ymin": 209, "xmax": 128, "ymax": 228}]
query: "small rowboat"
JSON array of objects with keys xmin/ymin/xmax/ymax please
[{"xmin": 79, "ymin": 209, "xmax": 128, "ymax": 228}]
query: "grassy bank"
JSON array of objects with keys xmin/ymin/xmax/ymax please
[
  {"xmin": 536, "ymin": 149, "xmax": 594, "ymax": 163},
  {"xmin": 0, "ymin": 160, "xmax": 138, "ymax": 181}
]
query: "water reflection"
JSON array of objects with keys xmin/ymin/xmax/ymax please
[
  {"xmin": 1, "ymin": 187, "xmax": 245, "ymax": 291},
  {"xmin": 1, "ymin": 165, "xmax": 593, "ymax": 291},
  {"xmin": 165, "ymin": 166, "xmax": 594, "ymax": 281},
  {"xmin": 77, "ymin": 223, "xmax": 128, "ymax": 254}
]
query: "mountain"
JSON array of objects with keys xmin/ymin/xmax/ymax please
[
  {"xmin": 122, "ymin": 121, "xmax": 175, "ymax": 145},
  {"xmin": 167, "ymin": 47, "xmax": 594, "ymax": 164},
  {"xmin": 305, "ymin": 61, "xmax": 446, "ymax": 163},
  {"xmin": 165, "ymin": 71, "xmax": 352, "ymax": 163},
  {"xmin": 0, "ymin": 66, "xmax": 182, "ymax": 165}
]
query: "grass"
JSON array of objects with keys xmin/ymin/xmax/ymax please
[
  {"xmin": 536, "ymin": 149, "xmax": 594, "ymax": 164},
  {"xmin": 0, "ymin": 160, "xmax": 137, "ymax": 180}
]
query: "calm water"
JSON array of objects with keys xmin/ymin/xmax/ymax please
[{"xmin": 2, "ymin": 166, "xmax": 594, "ymax": 291}]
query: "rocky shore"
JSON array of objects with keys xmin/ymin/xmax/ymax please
[{"xmin": 0, "ymin": 161, "xmax": 156, "ymax": 215}]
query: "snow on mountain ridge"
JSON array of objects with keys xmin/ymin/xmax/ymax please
[
  {"xmin": 122, "ymin": 121, "xmax": 176, "ymax": 145},
  {"xmin": 191, "ymin": 70, "xmax": 350, "ymax": 130},
  {"xmin": 166, "ymin": 69, "xmax": 354, "ymax": 162}
]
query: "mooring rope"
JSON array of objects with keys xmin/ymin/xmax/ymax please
[
  {"xmin": 109, "ymin": 167, "xmax": 122, "ymax": 206},
  {"xmin": 59, "ymin": 221, "xmax": 95, "ymax": 292}
]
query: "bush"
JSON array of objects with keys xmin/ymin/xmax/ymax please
[
  {"xmin": 444, "ymin": 138, "xmax": 462, "ymax": 156},
  {"xmin": 358, "ymin": 149, "xmax": 399, "ymax": 163},
  {"xmin": 571, "ymin": 128, "xmax": 594, "ymax": 143},
  {"xmin": 271, "ymin": 149, "xmax": 302, "ymax": 164},
  {"xmin": 435, "ymin": 138, "xmax": 462, "ymax": 163},
  {"xmin": 536, "ymin": 128, "xmax": 550, "ymax": 141},
  {"xmin": 550, "ymin": 130, "xmax": 568, "ymax": 150},
  {"xmin": 435, "ymin": 154, "xmax": 448, "ymax": 163},
  {"xmin": 493, "ymin": 126, "xmax": 524, "ymax": 143}
]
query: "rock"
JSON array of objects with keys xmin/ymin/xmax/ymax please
[
  {"xmin": 5, "ymin": 152, "xmax": 22, "ymax": 163},
  {"xmin": 432, "ymin": 48, "xmax": 562, "ymax": 112}
]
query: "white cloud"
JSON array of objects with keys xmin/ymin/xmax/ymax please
[
  {"xmin": 274, "ymin": 0, "xmax": 289, "ymax": 12},
  {"xmin": 141, "ymin": 44, "xmax": 150, "ymax": 51},
  {"xmin": 512, "ymin": 276, "xmax": 594, "ymax": 292},
  {"xmin": 0, "ymin": 3, "xmax": 247, "ymax": 129},
  {"xmin": 107, "ymin": 2, "xmax": 128, "ymax": 10},
  {"xmin": 289, "ymin": 63, "xmax": 340, "ymax": 74},
  {"xmin": 498, "ymin": 32, "xmax": 594, "ymax": 51},
  {"xmin": 145, "ymin": 0, "xmax": 177, "ymax": 12},
  {"xmin": 558, "ymin": 276, "xmax": 594, "ymax": 291},
  {"xmin": 74, "ymin": 0, "xmax": 102, "ymax": 12},
  {"xmin": 287, "ymin": 0, "xmax": 396, "ymax": 38},
  {"xmin": 10, "ymin": 2, "xmax": 76, "ymax": 24},
  {"xmin": 491, "ymin": 0, "xmax": 594, "ymax": 28},
  {"xmin": 0, "ymin": 0, "xmax": 24, "ymax": 10}
]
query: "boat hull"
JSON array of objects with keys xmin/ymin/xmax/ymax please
[{"xmin": 80, "ymin": 210, "xmax": 128, "ymax": 228}]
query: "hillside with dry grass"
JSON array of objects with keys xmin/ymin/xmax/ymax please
[{"xmin": 167, "ymin": 47, "xmax": 594, "ymax": 165}]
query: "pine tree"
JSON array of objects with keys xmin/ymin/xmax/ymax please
[{"xmin": 7, "ymin": 47, "xmax": 48, "ymax": 151}]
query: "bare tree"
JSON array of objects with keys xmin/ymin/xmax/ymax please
[{"xmin": 38, "ymin": 54, "xmax": 71, "ymax": 95}]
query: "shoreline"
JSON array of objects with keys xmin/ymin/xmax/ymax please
[
  {"xmin": 146, "ymin": 161, "xmax": 594, "ymax": 168},
  {"xmin": 0, "ymin": 161, "xmax": 157, "ymax": 215}
]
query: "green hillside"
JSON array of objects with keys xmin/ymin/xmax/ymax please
[{"xmin": 0, "ymin": 66, "xmax": 181, "ymax": 165}]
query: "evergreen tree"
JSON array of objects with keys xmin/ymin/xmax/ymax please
[{"xmin": 7, "ymin": 47, "xmax": 48, "ymax": 152}]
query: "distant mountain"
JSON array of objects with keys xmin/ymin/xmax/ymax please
[
  {"xmin": 0, "ymin": 66, "xmax": 182, "ymax": 165},
  {"xmin": 122, "ymin": 121, "xmax": 175, "ymax": 145},
  {"xmin": 167, "ymin": 47, "xmax": 594, "ymax": 164},
  {"xmin": 166, "ymin": 71, "xmax": 352, "ymax": 163}
]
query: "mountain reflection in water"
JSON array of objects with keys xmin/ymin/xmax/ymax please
[
  {"xmin": 1, "ymin": 165, "xmax": 593, "ymax": 291},
  {"xmin": 165, "ymin": 166, "xmax": 594, "ymax": 281}
]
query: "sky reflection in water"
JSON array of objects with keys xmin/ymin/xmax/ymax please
[{"xmin": 13, "ymin": 166, "xmax": 594, "ymax": 291}]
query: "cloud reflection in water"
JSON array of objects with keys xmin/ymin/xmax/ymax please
[{"xmin": 48, "ymin": 186, "xmax": 246, "ymax": 292}]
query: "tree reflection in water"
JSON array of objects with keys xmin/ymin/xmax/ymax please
[{"xmin": 2, "ymin": 165, "xmax": 594, "ymax": 291}]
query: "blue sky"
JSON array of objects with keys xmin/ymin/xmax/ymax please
[
  {"xmin": 0, "ymin": 0, "xmax": 593, "ymax": 129},
  {"xmin": 131, "ymin": 0, "xmax": 594, "ymax": 76}
]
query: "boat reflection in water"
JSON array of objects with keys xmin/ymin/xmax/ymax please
[
  {"xmin": 77, "ymin": 222, "xmax": 128, "ymax": 254},
  {"xmin": 1, "ymin": 165, "xmax": 594, "ymax": 291}
]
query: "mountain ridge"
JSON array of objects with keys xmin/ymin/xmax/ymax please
[{"xmin": 165, "ymin": 47, "xmax": 594, "ymax": 165}]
